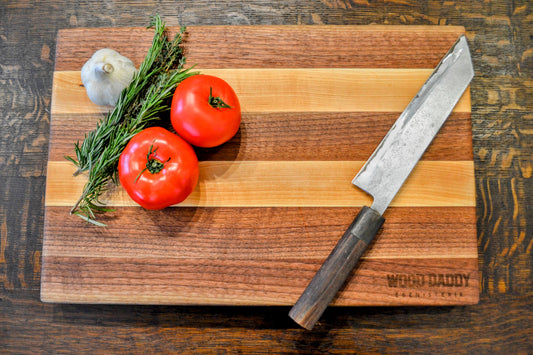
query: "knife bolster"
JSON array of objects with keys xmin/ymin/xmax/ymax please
[{"xmin": 348, "ymin": 206, "xmax": 384, "ymax": 245}]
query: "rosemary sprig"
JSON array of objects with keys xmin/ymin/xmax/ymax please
[{"xmin": 67, "ymin": 15, "xmax": 197, "ymax": 225}]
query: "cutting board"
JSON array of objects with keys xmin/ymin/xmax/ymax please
[{"xmin": 41, "ymin": 25, "xmax": 479, "ymax": 306}]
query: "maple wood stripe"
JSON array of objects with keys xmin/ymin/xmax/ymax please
[
  {"xmin": 45, "ymin": 160, "xmax": 476, "ymax": 208},
  {"xmin": 54, "ymin": 25, "xmax": 466, "ymax": 71},
  {"xmin": 43, "ymin": 206, "xmax": 477, "ymax": 260},
  {"xmin": 40, "ymin": 256, "xmax": 479, "ymax": 305},
  {"xmin": 51, "ymin": 69, "xmax": 472, "ymax": 115},
  {"xmin": 48, "ymin": 111, "xmax": 473, "ymax": 162}
]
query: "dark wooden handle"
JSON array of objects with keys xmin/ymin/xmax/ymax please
[{"xmin": 288, "ymin": 206, "xmax": 385, "ymax": 330}]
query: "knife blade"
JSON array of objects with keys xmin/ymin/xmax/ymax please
[{"xmin": 289, "ymin": 35, "xmax": 474, "ymax": 330}]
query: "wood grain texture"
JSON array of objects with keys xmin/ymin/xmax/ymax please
[
  {"xmin": 53, "ymin": 25, "xmax": 467, "ymax": 71},
  {"xmin": 48, "ymin": 112, "xmax": 474, "ymax": 162},
  {"xmin": 51, "ymin": 69, "xmax": 472, "ymax": 114},
  {"xmin": 45, "ymin": 160, "xmax": 475, "ymax": 207},
  {"xmin": 2, "ymin": 0, "xmax": 531, "ymax": 353},
  {"xmin": 40, "ymin": 256, "xmax": 479, "ymax": 306},
  {"xmin": 41, "ymin": 25, "xmax": 479, "ymax": 307},
  {"xmin": 41, "ymin": 206, "xmax": 477, "ymax": 259},
  {"xmin": 1, "ymin": 290, "xmax": 530, "ymax": 354}
]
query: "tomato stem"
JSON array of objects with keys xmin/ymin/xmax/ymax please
[
  {"xmin": 134, "ymin": 143, "xmax": 171, "ymax": 183},
  {"xmin": 208, "ymin": 86, "xmax": 232, "ymax": 109}
]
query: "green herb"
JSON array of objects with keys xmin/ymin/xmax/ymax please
[{"xmin": 67, "ymin": 15, "xmax": 197, "ymax": 226}]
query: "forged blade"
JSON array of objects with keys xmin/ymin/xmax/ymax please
[{"xmin": 352, "ymin": 35, "xmax": 474, "ymax": 215}]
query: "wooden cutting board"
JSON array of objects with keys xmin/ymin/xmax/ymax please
[{"xmin": 41, "ymin": 25, "xmax": 479, "ymax": 306}]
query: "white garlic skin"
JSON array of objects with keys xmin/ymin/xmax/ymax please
[{"xmin": 81, "ymin": 48, "xmax": 137, "ymax": 106}]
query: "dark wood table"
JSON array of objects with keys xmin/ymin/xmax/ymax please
[{"xmin": 1, "ymin": 1, "xmax": 531, "ymax": 353}]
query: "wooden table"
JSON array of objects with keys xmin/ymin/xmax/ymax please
[{"xmin": 1, "ymin": 1, "xmax": 531, "ymax": 353}]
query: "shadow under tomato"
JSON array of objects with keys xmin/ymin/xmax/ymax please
[{"xmin": 193, "ymin": 124, "xmax": 243, "ymax": 164}]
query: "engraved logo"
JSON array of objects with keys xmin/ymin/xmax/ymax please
[{"xmin": 386, "ymin": 273, "xmax": 471, "ymax": 298}]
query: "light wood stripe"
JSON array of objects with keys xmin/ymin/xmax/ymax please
[
  {"xmin": 51, "ymin": 69, "xmax": 472, "ymax": 114},
  {"xmin": 45, "ymin": 160, "xmax": 476, "ymax": 207}
]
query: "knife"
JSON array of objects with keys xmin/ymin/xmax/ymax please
[{"xmin": 288, "ymin": 35, "xmax": 474, "ymax": 330}]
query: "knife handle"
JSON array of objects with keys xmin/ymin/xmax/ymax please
[{"xmin": 288, "ymin": 206, "xmax": 385, "ymax": 330}]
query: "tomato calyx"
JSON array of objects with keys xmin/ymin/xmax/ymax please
[
  {"xmin": 134, "ymin": 142, "xmax": 171, "ymax": 183},
  {"xmin": 208, "ymin": 86, "xmax": 232, "ymax": 109}
]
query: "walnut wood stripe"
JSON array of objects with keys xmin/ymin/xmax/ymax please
[
  {"xmin": 51, "ymin": 69, "xmax": 472, "ymax": 114},
  {"xmin": 40, "ymin": 255, "xmax": 479, "ymax": 305},
  {"xmin": 49, "ymin": 111, "xmax": 473, "ymax": 162},
  {"xmin": 45, "ymin": 160, "xmax": 476, "ymax": 207},
  {"xmin": 43, "ymin": 206, "xmax": 477, "ymax": 260},
  {"xmin": 54, "ymin": 25, "xmax": 466, "ymax": 71}
]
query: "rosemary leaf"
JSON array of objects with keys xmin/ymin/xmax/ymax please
[{"xmin": 68, "ymin": 15, "xmax": 197, "ymax": 225}]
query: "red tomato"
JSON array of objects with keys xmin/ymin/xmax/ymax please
[
  {"xmin": 118, "ymin": 127, "xmax": 199, "ymax": 210},
  {"xmin": 170, "ymin": 74, "xmax": 241, "ymax": 148}
]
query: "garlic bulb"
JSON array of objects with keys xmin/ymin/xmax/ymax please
[{"xmin": 81, "ymin": 48, "xmax": 137, "ymax": 106}]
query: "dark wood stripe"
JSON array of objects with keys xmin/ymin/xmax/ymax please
[
  {"xmin": 43, "ymin": 206, "xmax": 477, "ymax": 260},
  {"xmin": 54, "ymin": 26, "xmax": 465, "ymax": 71},
  {"xmin": 50, "ymin": 111, "xmax": 473, "ymax": 161},
  {"xmin": 40, "ymin": 255, "xmax": 479, "ymax": 306}
]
